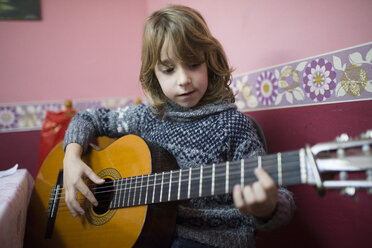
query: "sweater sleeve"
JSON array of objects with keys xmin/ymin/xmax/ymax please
[
  {"xmin": 229, "ymin": 114, "xmax": 295, "ymax": 232},
  {"xmin": 253, "ymin": 187, "xmax": 295, "ymax": 231},
  {"xmin": 63, "ymin": 104, "xmax": 147, "ymax": 152}
]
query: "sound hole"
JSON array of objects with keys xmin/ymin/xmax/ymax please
[{"xmin": 93, "ymin": 178, "xmax": 114, "ymax": 215}]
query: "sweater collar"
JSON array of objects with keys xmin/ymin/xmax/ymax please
[{"xmin": 163, "ymin": 100, "xmax": 236, "ymax": 121}]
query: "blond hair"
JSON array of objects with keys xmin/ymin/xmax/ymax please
[{"xmin": 140, "ymin": 5, "xmax": 234, "ymax": 115}]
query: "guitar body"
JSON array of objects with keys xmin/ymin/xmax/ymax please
[{"xmin": 25, "ymin": 135, "xmax": 179, "ymax": 248}]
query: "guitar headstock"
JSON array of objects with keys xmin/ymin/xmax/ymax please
[{"xmin": 305, "ymin": 130, "xmax": 372, "ymax": 196}]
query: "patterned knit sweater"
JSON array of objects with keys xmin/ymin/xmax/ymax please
[{"xmin": 63, "ymin": 100, "xmax": 295, "ymax": 248}]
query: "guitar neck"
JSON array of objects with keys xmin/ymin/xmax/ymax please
[{"xmin": 108, "ymin": 149, "xmax": 306, "ymax": 209}]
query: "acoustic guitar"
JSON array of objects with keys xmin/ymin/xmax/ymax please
[{"xmin": 25, "ymin": 132, "xmax": 372, "ymax": 248}]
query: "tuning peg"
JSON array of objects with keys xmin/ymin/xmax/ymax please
[
  {"xmin": 339, "ymin": 171, "xmax": 358, "ymax": 199},
  {"xmin": 342, "ymin": 187, "xmax": 355, "ymax": 196},
  {"xmin": 339, "ymin": 172, "xmax": 356, "ymax": 199},
  {"xmin": 361, "ymin": 130, "xmax": 372, "ymax": 139},
  {"xmin": 341, "ymin": 187, "xmax": 359, "ymax": 202},
  {"xmin": 336, "ymin": 133, "xmax": 349, "ymax": 142}
]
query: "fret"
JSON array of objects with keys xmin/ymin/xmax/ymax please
[
  {"xmin": 138, "ymin": 175, "xmax": 144, "ymax": 205},
  {"xmin": 211, "ymin": 164, "xmax": 215, "ymax": 195},
  {"xmin": 144, "ymin": 174, "xmax": 154, "ymax": 204},
  {"xmin": 151, "ymin": 173, "xmax": 157, "ymax": 204},
  {"xmin": 117, "ymin": 180, "xmax": 122, "ymax": 208},
  {"xmin": 187, "ymin": 168, "xmax": 191, "ymax": 199},
  {"xmin": 258, "ymin": 156, "xmax": 262, "ymax": 168},
  {"xmin": 170, "ymin": 171, "xmax": 179, "ymax": 201},
  {"xmin": 130, "ymin": 177, "xmax": 137, "ymax": 206},
  {"xmin": 128, "ymin": 177, "xmax": 136, "ymax": 206},
  {"xmin": 168, "ymin": 171, "xmax": 172, "ymax": 202},
  {"xmin": 299, "ymin": 148, "xmax": 307, "ymax": 184},
  {"xmin": 199, "ymin": 166, "xmax": 203, "ymax": 197},
  {"xmin": 114, "ymin": 180, "xmax": 120, "ymax": 208},
  {"xmin": 161, "ymin": 172, "xmax": 170, "ymax": 202},
  {"xmin": 116, "ymin": 179, "xmax": 122, "ymax": 208},
  {"xmin": 126, "ymin": 177, "xmax": 132, "ymax": 206},
  {"xmin": 277, "ymin": 152, "xmax": 282, "ymax": 186},
  {"xmin": 153, "ymin": 173, "xmax": 162, "ymax": 204},
  {"xmin": 125, "ymin": 178, "xmax": 130, "ymax": 207},
  {"xmin": 225, "ymin": 161, "xmax": 229, "ymax": 194},
  {"xmin": 258, "ymin": 155, "xmax": 271, "ymax": 181},
  {"xmin": 139, "ymin": 175, "xmax": 148, "ymax": 206},
  {"xmin": 241, "ymin": 159, "xmax": 244, "ymax": 186},
  {"xmin": 179, "ymin": 168, "xmax": 189, "ymax": 200},
  {"xmin": 120, "ymin": 179, "xmax": 126, "ymax": 207},
  {"xmin": 121, "ymin": 178, "xmax": 127, "ymax": 207},
  {"xmin": 177, "ymin": 170, "xmax": 182, "ymax": 200},
  {"xmin": 160, "ymin": 172, "xmax": 165, "ymax": 202},
  {"xmin": 144, "ymin": 174, "xmax": 151, "ymax": 205},
  {"xmin": 132, "ymin": 177, "xmax": 138, "ymax": 206}
]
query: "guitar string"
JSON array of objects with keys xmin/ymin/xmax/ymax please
[
  {"xmin": 56, "ymin": 168, "xmax": 300, "ymax": 204},
  {"xmin": 49, "ymin": 152, "xmax": 299, "ymax": 197},
  {"xmin": 52, "ymin": 168, "xmax": 301, "ymax": 214},
  {"xmin": 51, "ymin": 169, "xmax": 302, "ymax": 215},
  {"xmin": 48, "ymin": 156, "xmax": 302, "ymax": 213},
  {"xmin": 49, "ymin": 154, "xmax": 301, "ymax": 206},
  {"xmin": 50, "ymin": 154, "xmax": 300, "ymax": 201},
  {"xmin": 51, "ymin": 166, "xmax": 301, "ymax": 212}
]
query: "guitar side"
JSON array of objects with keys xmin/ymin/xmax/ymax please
[{"xmin": 25, "ymin": 135, "xmax": 178, "ymax": 248}]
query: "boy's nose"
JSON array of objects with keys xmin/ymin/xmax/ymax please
[{"xmin": 178, "ymin": 67, "xmax": 191, "ymax": 86}]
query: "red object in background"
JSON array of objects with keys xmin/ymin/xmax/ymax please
[{"xmin": 36, "ymin": 102, "xmax": 75, "ymax": 173}]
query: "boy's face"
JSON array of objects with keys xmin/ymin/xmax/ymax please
[{"xmin": 154, "ymin": 41, "xmax": 208, "ymax": 108}]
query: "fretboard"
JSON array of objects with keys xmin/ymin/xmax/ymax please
[{"xmin": 108, "ymin": 149, "xmax": 305, "ymax": 209}]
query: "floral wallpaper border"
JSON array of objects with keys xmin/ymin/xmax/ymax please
[
  {"xmin": 1, "ymin": 42, "xmax": 371, "ymax": 133},
  {"xmin": 231, "ymin": 42, "xmax": 372, "ymax": 112},
  {"xmin": 0, "ymin": 98, "xmax": 138, "ymax": 133}
]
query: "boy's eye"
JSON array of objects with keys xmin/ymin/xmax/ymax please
[
  {"xmin": 190, "ymin": 63, "xmax": 201, "ymax": 69},
  {"xmin": 162, "ymin": 67, "xmax": 174, "ymax": 73}
]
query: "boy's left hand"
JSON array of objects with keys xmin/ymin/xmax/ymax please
[{"xmin": 233, "ymin": 167, "xmax": 278, "ymax": 219}]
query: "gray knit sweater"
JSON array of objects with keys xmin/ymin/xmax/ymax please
[{"xmin": 63, "ymin": 100, "xmax": 294, "ymax": 248}]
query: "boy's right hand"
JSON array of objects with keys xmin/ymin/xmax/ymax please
[{"xmin": 63, "ymin": 143, "xmax": 105, "ymax": 217}]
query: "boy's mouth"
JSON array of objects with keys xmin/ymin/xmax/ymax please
[{"xmin": 179, "ymin": 90, "xmax": 195, "ymax": 97}]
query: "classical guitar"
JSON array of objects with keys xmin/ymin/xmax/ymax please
[{"xmin": 25, "ymin": 132, "xmax": 372, "ymax": 248}]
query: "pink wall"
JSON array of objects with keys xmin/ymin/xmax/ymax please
[
  {"xmin": 148, "ymin": 0, "xmax": 372, "ymax": 74},
  {"xmin": 1, "ymin": 0, "xmax": 371, "ymax": 104},
  {"xmin": 0, "ymin": 0, "xmax": 147, "ymax": 103}
]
